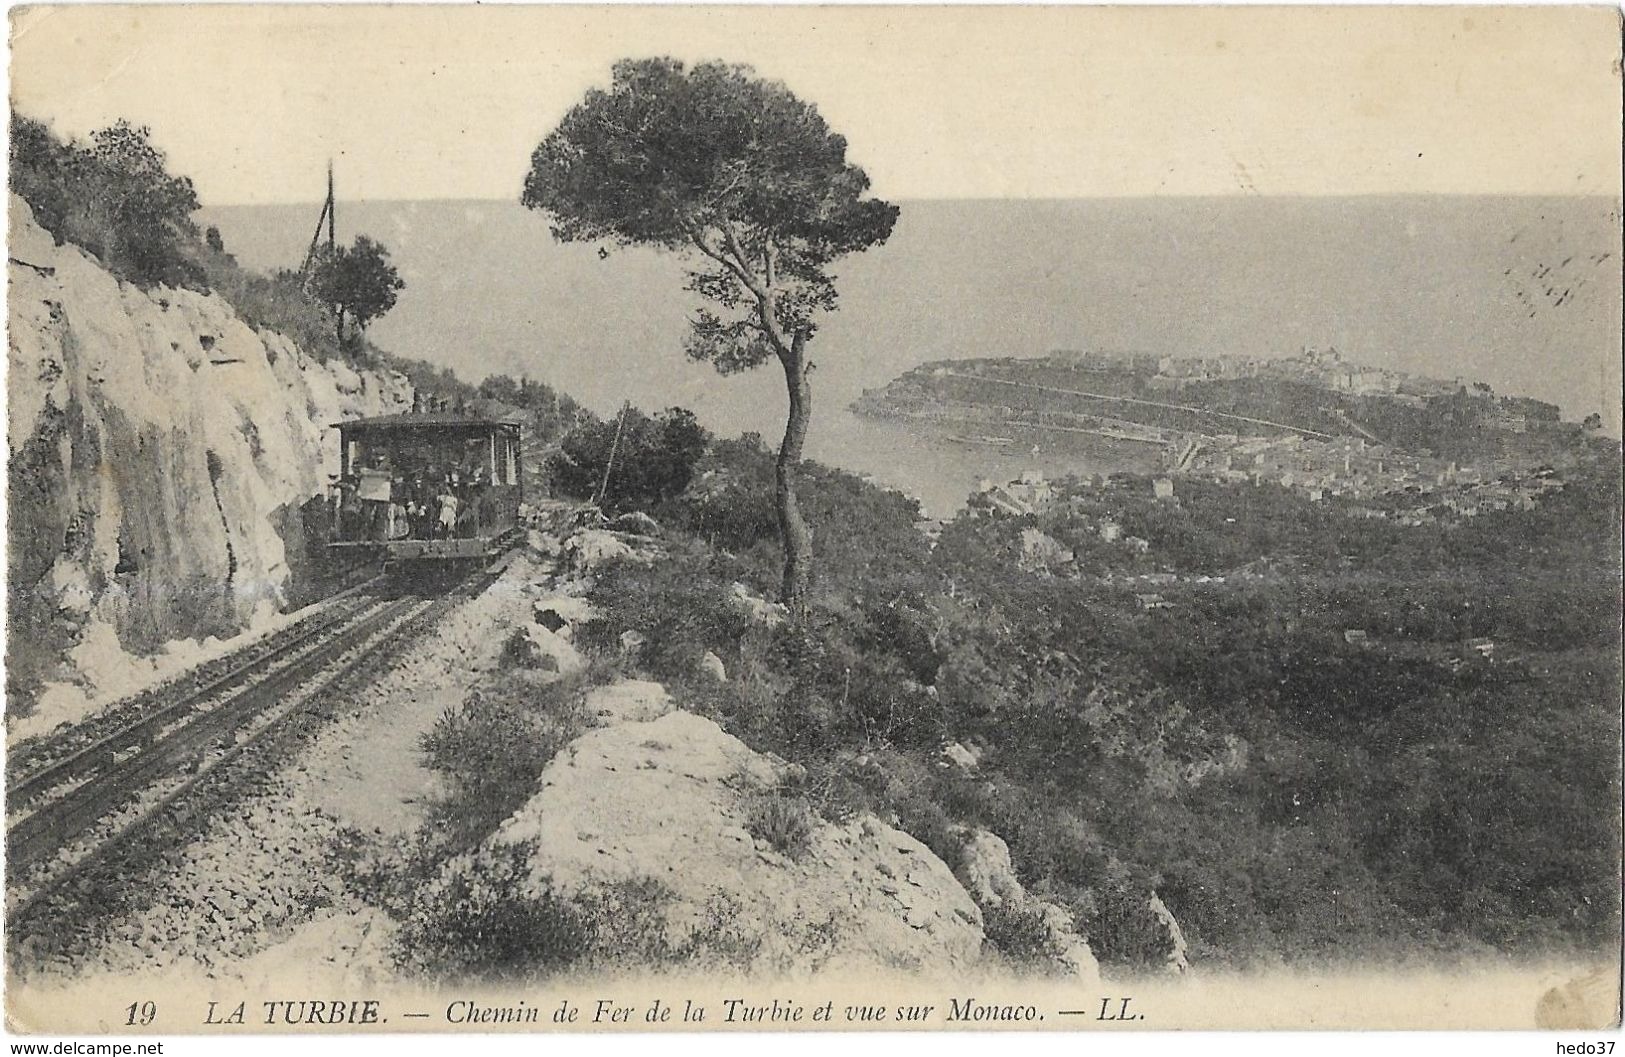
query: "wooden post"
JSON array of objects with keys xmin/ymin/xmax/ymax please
[
  {"xmin": 326, "ymin": 160, "xmax": 335, "ymax": 251},
  {"xmin": 595, "ymin": 401, "xmax": 631, "ymax": 508},
  {"xmin": 300, "ymin": 162, "xmax": 337, "ymax": 278}
]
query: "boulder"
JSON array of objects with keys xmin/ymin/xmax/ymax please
[
  {"xmin": 565, "ymin": 529, "xmax": 635, "ymax": 571},
  {"xmin": 731, "ymin": 582, "xmax": 788, "ymax": 628},
  {"xmin": 514, "ymin": 624, "xmax": 585, "ymax": 678},
  {"xmin": 956, "ymin": 829, "xmax": 1028, "ymax": 907},
  {"xmin": 953, "ymin": 827, "xmax": 1101, "ymax": 986},
  {"xmin": 941, "ymin": 741, "xmax": 981, "ymax": 772},
  {"xmin": 491, "ymin": 692, "xmax": 985, "ymax": 975},
  {"xmin": 698, "ymin": 651, "xmax": 727, "ymax": 682},
  {"xmin": 618, "ymin": 629, "xmax": 646, "ymax": 656},
  {"xmin": 532, "ymin": 594, "xmax": 596, "ymax": 638},
  {"xmin": 526, "ymin": 529, "xmax": 563, "ymax": 557},
  {"xmin": 608, "ymin": 510, "xmax": 663, "ymax": 537}
]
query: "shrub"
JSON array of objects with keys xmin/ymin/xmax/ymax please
[
  {"xmin": 981, "ymin": 901, "xmax": 1068, "ymax": 971},
  {"xmin": 418, "ymin": 672, "xmax": 592, "ymax": 853},
  {"xmin": 747, "ymin": 794, "xmax": 816, "ymax": 860},
  {"xmin": 549, "ymin": 406, "xmax": 710, "ymax": 514},
  {"xmin": 662, "ymin": 434, "xmax": 782, "ymax": 552},
  {"xmin": 395, "ymin": 853, "xmax": 763, "ymax": 980},
  {"xmin": 11, "ymin": 112, "xmax": 202, "ymax": 288},
  {"xmin": 571, "ymin": 880, "xmax": 760, "ymax": 973},
  {"xmin": 498, "ymin": 627, "xmax": 543, "ymax": 670},
  {"xmin": 394, "ymin": 842, "xmax": 591, "ymax": 981},
  {"xmin": 578, "ymin": 545, "xmax": 756, "ymax": 683}
]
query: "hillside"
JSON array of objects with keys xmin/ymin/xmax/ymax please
[{"xmin": 550, "ymin": 433, "xmax": 1621, "ymax": 970}]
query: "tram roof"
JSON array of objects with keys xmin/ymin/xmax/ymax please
[{"xmin": 333, "ymin": 412, "xmax": 522, "ymax": 432}]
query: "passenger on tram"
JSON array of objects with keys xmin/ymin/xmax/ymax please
[
  {"xmin": 356, "ymin": 453, "xmax": 394, "ymax": 541},
  {"xmin": 435, "ymin": 486, "xmax": 461, "ymax": 540}
]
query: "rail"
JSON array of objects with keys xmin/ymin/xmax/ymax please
[{"xmin": 6, "ymin": 562, "xmax": 500, "ymax": 932}]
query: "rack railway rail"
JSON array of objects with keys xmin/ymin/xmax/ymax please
[
  {"xmin": 5, "ymin": 560, "xmax": 502, "ymax": 935},
  {"xmin": 6, "ymin": 575, "xmax": 387, "ymax": 797}
]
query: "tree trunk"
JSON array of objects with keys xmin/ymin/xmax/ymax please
[{"xmin": 776, "ymin": 331, "xmax": 813, "ymax": 617}]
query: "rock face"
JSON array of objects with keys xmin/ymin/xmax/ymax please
[
  {"xmin": 512, "ymin": 624, "xmax": 586, "ymax": 677},
  {"xmin": 563, "ymin": 529, "xmax": 660, "ymax": 575},
  {"xmin": 6, "ymin": 195, "xmax": 411, "ymax": 733},
  {"xmin": 492, "ymin": 687, "xmax": 986, "ymax": 975},
  {"xmin": 1148, "ymin": 891, "xmax": 1191, "ymax": 974},
  {"xmin": 581, "ymin": 680, "xmax": 673, "ymax": 725},
  {"xmin": 955, "ymin": 827, "xmax": 1102, "ymax": 986}
]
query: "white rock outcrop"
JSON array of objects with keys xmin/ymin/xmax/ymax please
[
  {"xmin": 488, "ymin": 688, "xmax": 986, "ymax": 975},
  {"xmin": 1018, "ymin": 527, "xmax": 1075, "ymax": 574},
  {"xmin": 7, "ymin": 195, "xmax": 411, "ymax": 737},
  {"xmin": 955, "ymin": 827, "xmax": 1103, "ymax": 986},
  {"xmin": 562, "ymin": 528, "xmax": 661, "ymax": 575},
  {"xmin": 698, "ymin": 650, "xmax": 728, "ymax": 682},
  {"xmin": 1148, "ymin": 890, "xmax": 1192, "ymax": 974},
  {"xmin": 582, "ymin": 679, "xmax": 673, "ymax": 725},
  {"xmin": 514, "ymin": 624, "xmax": 586, "ymax": 677}
]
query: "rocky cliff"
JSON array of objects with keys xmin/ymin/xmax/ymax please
[{"xmin": 6, "ymin": 195, "xmax": 412, "ymax": 739}]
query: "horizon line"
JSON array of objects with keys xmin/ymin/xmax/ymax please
[{"xmin": 200, "ymin": 190, "xmax": 1625, "ymax": 209}]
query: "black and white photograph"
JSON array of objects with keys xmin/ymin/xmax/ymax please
[{"xmin": 3, "ymin": 3, "xmax": 1621, "ymax": 1041}]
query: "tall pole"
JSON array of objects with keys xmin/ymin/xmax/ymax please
[
  {"xmin": 300, "ymin": 162, "xmax": 337, "ymax": 279},
  {"xmin": 326, "ymin": 160, "xmax": 335, "ymax": 250}
]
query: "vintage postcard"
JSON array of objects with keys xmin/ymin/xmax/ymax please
[{"xmin": 4, "ymin": 2, "xmax": 1621, "ymax": 1043}]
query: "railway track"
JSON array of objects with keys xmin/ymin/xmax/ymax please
[
  {"xmin": 5, "ymin": 574, "xmax": 387, "ymax": 786},
  {"xmin": 6, "ymin": 562, "xmax": 500, "ymax": 931}
]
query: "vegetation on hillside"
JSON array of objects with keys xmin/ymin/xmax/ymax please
[
  {"xmin": 9, "ymin": 110, "xmax": 416, "ymax": 377},
  {"xmin": 10, "ymin": 113, "xmax": 203, "ymax": 288},
  {"xmin": 539, "ymin": 418, "xmax": 1621, "ymax": 970}
]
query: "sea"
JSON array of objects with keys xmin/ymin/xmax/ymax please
[{"xmin": 202, "ymin": 196, "xmax": 1622, "ymax": 517}]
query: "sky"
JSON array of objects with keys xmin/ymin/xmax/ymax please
[{"xmin": 9, "ymin": 4, "xmax": 1623, "ymax": 205}]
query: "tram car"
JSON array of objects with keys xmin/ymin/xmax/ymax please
[{"xmin": 329, "ymin": 412, "xmax": 523, "ymax": 563}]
